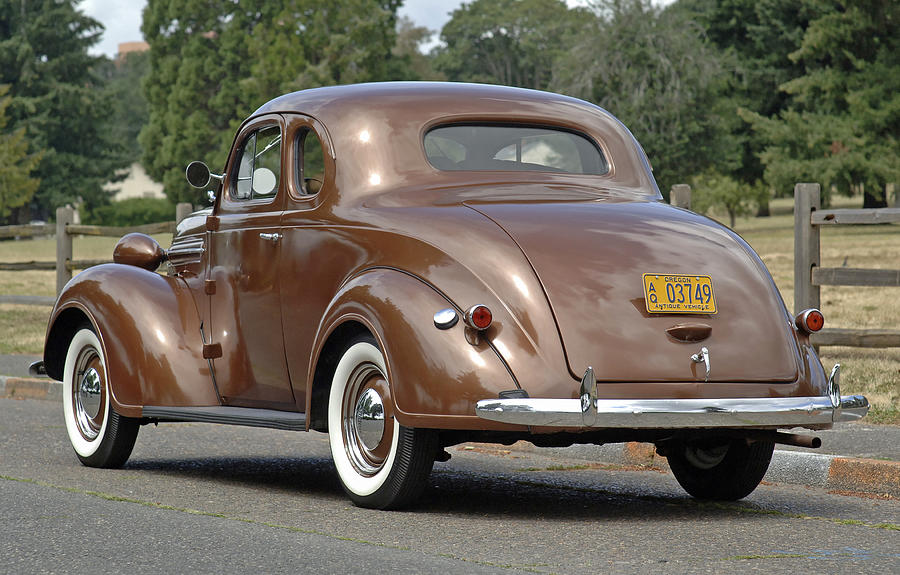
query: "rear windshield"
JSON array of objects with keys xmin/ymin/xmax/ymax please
[{"xmin": 424, "ymin": 125, "xmax": 608, "ymax": 175}]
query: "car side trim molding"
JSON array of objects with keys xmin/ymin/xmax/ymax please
[
  {"xmin": 142, "ymin": 405, "xmax": 307, "ymax": 431},
  {"xmin": 474, "ymin": 394, "xmax": 869, "ymax": 430}
]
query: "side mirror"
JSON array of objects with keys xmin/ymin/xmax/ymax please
[
  {"xmin": 185, "ymin": 161, "xmax": 224, "ymax": 189},
  {"xmin": 186, "ymin": 161, "xmax": 210, "ymax": 188}
]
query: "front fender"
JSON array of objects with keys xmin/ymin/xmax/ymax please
[
  {"xmin": 44, "ymin": 264, "xmax": 216, "ymax": 417},
  {"xmin": 310, "ymin": 268, "xmax": 524, "ymax": 430}
]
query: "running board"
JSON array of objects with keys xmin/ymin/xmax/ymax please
[{"xmin": 141, "ymin": 406, "xmax": 307, "ymax": 432}]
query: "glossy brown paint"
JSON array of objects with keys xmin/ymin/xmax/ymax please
[
  {"xmin": 44, "ymin": 264, "xmax": 215, "ymax": 418},
  {"xmin": 46, "ymin": 82, "xmax": 828, "ymax": 434},
  {"xmin": 207, "ymin": 114, "xmax": 294, "ymax": 409},
  {"xmin": 112, "ymin": 233, "xmax": 166, "ymax": 271},
  {"xmin": 308, "ymin": 269, "xmax": 524, "ymax": 431}
]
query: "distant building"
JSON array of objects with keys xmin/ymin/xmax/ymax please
[
  {"xmin": 105, "ymin": 163, "xmax": 166, "ymax": 201},
  {"xmin": 117, "ymin": 41, "xmax": 149, "ymax": 59}
]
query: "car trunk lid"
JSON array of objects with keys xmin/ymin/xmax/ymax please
[{"xmin": 467, "ymin": 197, "xmax": 799, "ymax": 383}]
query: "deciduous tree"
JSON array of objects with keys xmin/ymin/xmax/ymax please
[
  {"xmin": 552, "ymin": 0, "xmax": 739, "ymax": 193},
  {"xmin": 434, "ymin": 0, "xmax": 585, "ymax": 90},
  {"xmin": 141, "ymin": 0, "xmax": 404, "ymax": 204}
]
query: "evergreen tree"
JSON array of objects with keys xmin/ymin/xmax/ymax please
[
  {"xmin": 741, "ymin": 0, "xmax": 900, "ymax": 206},
  {"xmin": 95, "ymin": 50, "xmax": 151, "ymax": 165},
  {"xmin": 676, "ymin": 0, "xmax": 813, "ymax": 211},
  {"xmin": 0, "ymin": 0, "xmax": 128, "ymax": 221},
  {"xmin": 140, "ymin": 0, "xmax": 404, "ymax": 204},
  {"xmin": 0, "ymin": 84, "xmax": 40, "ymax": 219}
]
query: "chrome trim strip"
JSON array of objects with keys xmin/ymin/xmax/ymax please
[
  {"xmin": 142, "ymin": 405, "xmax": 307, "ymax": 432},
  {"xmin": 475, "ymin": 394, "xmax": 869, "ymax": 429},
  {"xmin": 168, "ymin": 239, "xmax": 205, "ymax": 255},
  {"xmin": 167, "ymin": 237, "xmax": 206, "ymax": 265}
]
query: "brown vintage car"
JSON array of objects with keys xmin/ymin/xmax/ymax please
[{"xmin": 34, "ymin": 82, "xmax": 868, "ymax": 509}]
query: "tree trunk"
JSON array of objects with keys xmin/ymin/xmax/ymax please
[{"xmin": 862, "ymin": 184, "xmax": 887, "ymax": 209}]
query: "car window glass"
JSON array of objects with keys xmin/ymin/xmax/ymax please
[
  {"xmin": 494, "ymin": 132, "xmax": 583, "ymax": 173},
  {"xmin": 299, "ymin": 129, "xmax": 325, "ymax": 195},
  {"xmin": 232, "ymin": 125, "xmax": 281, "ymax": 201},
  {"xmin": 425, "ymin": 125, "xmax": 608, "ymax": 175},
  {"xmin": 235, "ymin": 132, "xmax": 255, "ymax": 199},
  {"xmin": 424, "ymin": 134, "xmax": 466, "ymax": 165}
]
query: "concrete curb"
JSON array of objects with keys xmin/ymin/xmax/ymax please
[
  {"xmin": 4, "ymin": 377, "xmax": 898, "ymax": 498},
  {"xmin": 0, "ymin": 375, "xmax": 62, "ymax": 402}
]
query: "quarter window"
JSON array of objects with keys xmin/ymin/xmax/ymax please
[
  {"xmin": 297, "ymin": 129, "xmax": 325, "ymax": 195},
  {"xmin": 233, "ymin": 125, "xmax": 281, "ymax": 201}
]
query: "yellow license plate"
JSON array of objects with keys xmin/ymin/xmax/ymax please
[{"xmin": 642, "ymin": 273, "xmax": 717, "ymax": 314}]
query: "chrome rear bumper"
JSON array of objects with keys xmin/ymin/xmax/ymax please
[
  {"xmin": 474, "ymin": 394, "xmax": 869, "ymax": 429},
  {"xmin": 475, "ymin": 363, "xmax": 869, "ymax": 429}
]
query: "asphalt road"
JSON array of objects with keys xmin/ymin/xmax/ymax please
[{"xmin": 2, "ymin": 397, "xmax": 898, "ymax": 574}]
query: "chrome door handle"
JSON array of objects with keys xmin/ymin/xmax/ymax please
[{"xmin": 259, "ymin": 232, "xmax": 282, "ymax": 243}]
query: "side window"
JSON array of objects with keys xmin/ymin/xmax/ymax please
[
  {"xmin": 298, "ymin": 129, "xmax": 325, "ymax": 195},
  {"xmin": 232, "ymin": 125, "xmax": 281, "ymax": 201}
]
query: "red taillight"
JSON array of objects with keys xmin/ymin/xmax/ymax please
[
  {"xmin": 795, "ymin": 308, "xmax": 824, "ymax": 333},
  {"xmin": 465, "ymin": 305, "xmax": 493, "ymax": 330}
]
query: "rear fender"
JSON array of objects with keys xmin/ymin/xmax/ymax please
[
  {"xmin": 44, "ymin": 264, "xmax": 216, "ymax": 417},
  {"xmin": 309, "ymin": 268, "xmax": 523, "ymax": 431}
]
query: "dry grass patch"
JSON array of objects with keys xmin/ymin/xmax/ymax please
[{"xmin": 0, "ymin": 304, "xmax": 52, "ymax": 355}]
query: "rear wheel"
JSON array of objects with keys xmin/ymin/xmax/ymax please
[
  {"xmin": 666, "ymin": 437, "xmax": 774, "ymax": 500},
  {"xmin": 327, "ymin": 334, "xmax": 437, "ymax": 509},
  {"xmin": 62, "ymin": 327, "xmax": 139, "ymax": 468}
]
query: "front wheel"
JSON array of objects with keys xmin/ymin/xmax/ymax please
[
  {"xmin": 62, "ymin": 327, "xmax": 139, "ymax": 468},
  {"xmin": 666, "ymin": 437, "xmax": 774, "ymax": 500},
  {"xmin": 327, "ymin": 335, "xmax": 437, "ymax": 509}
]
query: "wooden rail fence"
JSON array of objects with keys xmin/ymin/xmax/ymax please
[
  {"xmin": 0, "ymin": 203, "xmax": 193, "ymax": 301},
  {"xmin": 794, "ymin": 183, "xmax": 900, "ymax": 348},
  {"xmin": 668, "ymin": 182, "xmax": 900, "ymax": 348},
  {"xmin": 4, "ymin": 186, "xmax": 898, "ymax": 349}
]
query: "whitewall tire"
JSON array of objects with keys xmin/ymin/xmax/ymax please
[
  {"xmin": 62, "ymin": 327, "xmax": 139, "ymax": 468},
  {"xmin": 327, "ymin": 335, "xmax": 437, "ymax": 509}
]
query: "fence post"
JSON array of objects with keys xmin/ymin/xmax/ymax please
[
  {"xmin": 56, "ymin": 206, "xmax": 74, "ymax": 294},
  {"xmin": 175, "ymin": 202, "xmax": 193, "ymax": 225},
  {"xmin": 794, "ymin": 183, "xmax": 820, "ymax": 315},
  {"xmin": 670, "ymin": 184, "xmax": 691, "ymax": 210},
  {"xmin": 889, "ymin": 183, "xmax": 897, "ymax": 207}
]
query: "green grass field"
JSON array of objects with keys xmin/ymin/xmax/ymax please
[{"xmin": 1, "ymin": 198, "xmax": 897, "ymax": 423}]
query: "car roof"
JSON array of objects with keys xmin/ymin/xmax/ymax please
[
  {"xmin": 250, "ymin": 82, "xmax": 660, "ymax": 198},
  {"xmin": 255, "ymin": 82, "xmax": 599, "ymax": 120}
]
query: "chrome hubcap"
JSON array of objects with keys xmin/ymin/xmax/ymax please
[
  {"xmin": 73, "ymin": 350, "xmax": 104, "ymax": 441},
  {"xmin": 354, "ymin": 388, "xmax": 385, "ymax": 451},
  {"xmin": 342, "ymin": 363, "xmax": 391, "ymax": 476}
]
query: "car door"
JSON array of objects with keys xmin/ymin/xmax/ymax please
[{"xmin": 206, "ymin": 115, "xmax": 294, "ymax": 409}]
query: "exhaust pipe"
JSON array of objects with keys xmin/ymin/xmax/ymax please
[
  {"xmin": 739, "ymin": 430, "xmax": 822, "ymax": 448},
  {"xmin": 772, "ymin": 432, "xmax": 821, "ymax": 449}
]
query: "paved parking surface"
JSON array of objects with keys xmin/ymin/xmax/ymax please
[{"xmin": 2, "ymin": 398, "xmax": 898, "ymax": 574}]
